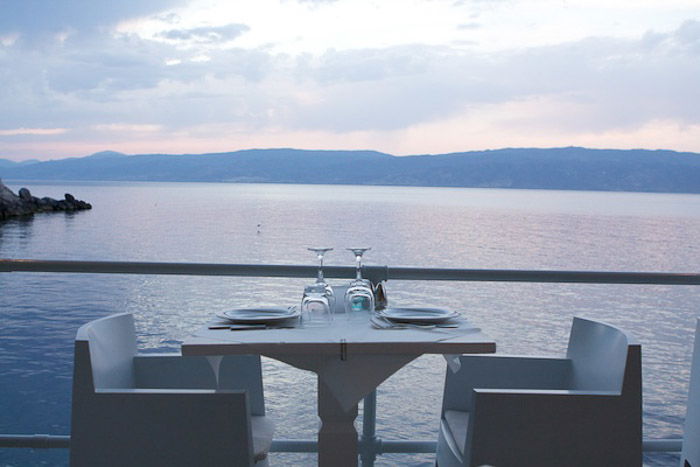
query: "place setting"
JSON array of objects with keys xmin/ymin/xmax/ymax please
[
  {"xmin": 209, "ymin": 306, "xmax": 301, "ymax": 330},
  {"xmin": 371, "ymin": 307, "xmax": 462, "ymax": 329}
]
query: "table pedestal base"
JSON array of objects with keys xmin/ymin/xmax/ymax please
[
  {"xmin": 269, "ymin": 353, "xmax": 420, "ymax": 466},
  {"xmin": 318, "ymin": 379, "xmax": 359, "ymax": 467}
]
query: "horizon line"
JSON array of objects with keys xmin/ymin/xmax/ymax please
[{"xmin": 3, "ymin": 145, "xmax": 700, "ymax": 163}]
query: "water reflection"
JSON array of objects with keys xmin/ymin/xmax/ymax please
[{"xmin": 2, "ymin": 215, "xmax": 35, "ymax": 241}]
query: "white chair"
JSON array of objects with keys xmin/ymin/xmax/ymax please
[
  {"xmin": 681, "ymin": 318, "xmax": 700, "ymax": 467},
  {"xmin": 436, "ymin": 316, "xmax": 642, "ymax": 467},
  {"xmin": 70, "ymin": 313, "xmax": 274, "ymax": 467}
]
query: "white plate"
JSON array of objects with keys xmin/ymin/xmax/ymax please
[
  {"xmin": 378, "ymin": 307, "xmax": 460, "ymax": 324},
  {"xmin": 219, "ymin": 307, "xmax": 299, "ymax": 324}
]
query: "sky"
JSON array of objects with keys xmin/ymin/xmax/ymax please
[{"xmin": 0, "ymin": 0, "xmax": 699, "ymax": 161}]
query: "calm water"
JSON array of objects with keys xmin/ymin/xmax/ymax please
[{"xmin": 1, "ymin": 181, "xmax": 699, "ymax": 466}]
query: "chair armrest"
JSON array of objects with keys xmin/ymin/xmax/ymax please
[
  {"xmin": 476, "ymin": 388, "xmax": 620, "ymax": 396},
  {"xmin": 466, "ymin": 389, "xmax": 640, "ymax": 466},
  {"xmin": 133, "ymin": 354, "xmax": 267, "ymax": 416},
  {"xmin": 73, "ymin": 389, "xmax": 256, "ymax": 467},
  {"xmin": 442, "ymin": 355, "xmax": 572, "ymax": 412},
  {"xmin": 96, "ymin": 388, "xmax": 221, "ymax": 395}
]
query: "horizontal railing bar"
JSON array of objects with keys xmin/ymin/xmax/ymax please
[
  {"xmin": 388, "ymin": 267, "xmax": 700, "ymax": 285},
  {"xmin": 0, "ymin": 434, "xmax": 684, "ymax": 453},
  {"xmin": 0, "ymin": 434, "xmax": 70, "ymax": 449},
  {"xmin": 270, "ymin": 439, "xmax": 317, "ymax": 452},
  {"xmin": 1, "ymin": 259, "xmax": 699, "ymax": 285},
  {"xmin": 642, "ymin": 439, "xmax": 683, "ymax": 452},
  {"xmin": 378, "ymin": 440, "xmax": 437, "ymax": 453},
  {"xmin": 0, "ymin": 259, "xmax": 374, "ymax": 280}
]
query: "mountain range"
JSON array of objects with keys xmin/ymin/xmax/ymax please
[{"xmin": 1, "ymin": 147, "xmax": 699, "ymax": 193}]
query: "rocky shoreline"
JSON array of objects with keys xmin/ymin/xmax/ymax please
[{"xmin": 0, "ymin": 179, "xmax": 92, "ymax": 220}]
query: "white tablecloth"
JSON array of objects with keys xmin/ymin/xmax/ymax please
[{"xmin": 195, "ymin": 312, "xmax": 487, "ymax": 410}]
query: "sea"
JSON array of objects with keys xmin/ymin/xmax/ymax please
[{"xmin": 1, "ymin": 181, "xmax": 699, "ymax": 466}]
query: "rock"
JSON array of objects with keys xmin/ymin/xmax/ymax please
[
  {"xmin": 0, "ymin": 178, "xmax": 92, "ymax": 220},
  {"xmin": 0, "ymin": 181, "xmax": 18, "ymax": 204},
  {"xmin": 18, "ymin": 187, "xmax": 32, "ymax": 200}
]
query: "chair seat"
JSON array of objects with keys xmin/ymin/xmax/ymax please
[
  {"xmin": 251, "ymin": 416, "xmax": 275, "ymax": 462},
  {"xmin": 444, "ymin": 410, "xmax": 469, "ymax": 455}
]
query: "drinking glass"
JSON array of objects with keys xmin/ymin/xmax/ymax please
[
  {"xmin": 301, "ymin": 284, "xmax": 333, "ymax": 327},
  {"xmin": 300, "ymin": 247, "xmax": 334, "ymax": 327},
  {"xmin": 308, "ymin": 247, "xmax": 335, "ymax": 307},
  {"xmin": 344, "ymin": 248, "xmax": 375, "ymax": 313}
]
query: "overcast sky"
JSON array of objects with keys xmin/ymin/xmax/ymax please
[{"xmin": 1, "ymin": 0, "xmax": 699, "ymax": 161}]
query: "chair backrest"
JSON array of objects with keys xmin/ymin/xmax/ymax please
[
  {"xmin": 681, "ymin": 318, "xmax": 700, "ymax": 467},
  {"xmin": 566, "ymin": 317, "xmax": 637, "ymax": 393},
  {"xmin": 74, "ymin": 312, "xmax": 137, "ymax": 392}
]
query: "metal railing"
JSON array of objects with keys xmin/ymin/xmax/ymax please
[
  {"xmin": 1, "ymin": 258, "xmax": 699, "ymax": 465},
  {"xmin": 2, "ymin": 258, "xmax": 700, "ymax": 285}
]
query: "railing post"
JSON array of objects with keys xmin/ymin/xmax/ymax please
[{"xmin": 360, "ymin": 390, "xmax": 379, "ymax": 467}]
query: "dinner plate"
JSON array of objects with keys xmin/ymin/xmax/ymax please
[
  {"xmin": 219, "ymin": 307, "xmax": 300, "ymax": 324},
  {"xmin": 378, "ymin": 307, "xmax": 460, "ymax": 324}
]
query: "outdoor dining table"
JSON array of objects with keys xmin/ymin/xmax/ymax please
[{"xmin": 181, "ymin": 296, "xmax": 496, "ymax": 467}]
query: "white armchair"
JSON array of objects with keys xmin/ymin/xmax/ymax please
[
  {"xmin": 70, "ymin": 313, "xmax": 274, "ymax": 467},
  {"xmin": 436, "ymin": 316, "xmax": 642, "ymax": 467},
  {"xmin": 681, "ymin": 318, "xmax": 700, "ymax": 467}
]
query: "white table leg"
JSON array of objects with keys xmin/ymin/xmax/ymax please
[{"xmin": 317, "ymin": 378, "xmax": 359, "ymax": 467}]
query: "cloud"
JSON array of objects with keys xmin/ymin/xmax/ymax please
[
  {"xmin": 0, "ymin": 128, "xmax": 68, "ymax": 136},
  {"xmin": 674, "ymin": 19, "xmax": 700, "ymax": 53},
  {"xmin": 92, "ymin": 124, "xmax": 163, "ymax": 133},
  {"xmin": 457, "ymin": 22, "xmax": 482, "ymax": 30},
  {"xmin": 157, "ymin": 24, "xmax": 250, "ymax": 44},
  {"xmin": 280, "ymin": 20, "xmax": 700, "ymax": 133},
  {"xmin": 0, "ymin": 33, "xmax": 19, "ymax": 47},
  {"xmin": 452, "ymin": 0, "xmax": 507, "ymax": 4}
]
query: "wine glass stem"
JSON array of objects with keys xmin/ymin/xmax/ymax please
[
  {"xmin": 355, "ymin": 254, "xmax": 362, "ymax": 280},
  {"xmin": 317, "ymin": 254, "xmax": 324, "ymax": 282}
]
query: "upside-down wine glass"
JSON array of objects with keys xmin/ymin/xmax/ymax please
[
  {"xmin": 344, "ymin": 248, "xmax": 375, "ymax": 313},
  {"xmin": 309, "ymin": 247, "xmax": 335, "ymax": 306},
  {"xmin": 300, "ymin": 248, "xmax": 334, "ymax": 327}
]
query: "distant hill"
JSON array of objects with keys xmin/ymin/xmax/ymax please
[
  {"xmin": 1, "ymin": 147, "xmax": 699, "ymax": 193},
  {"xmin": 82, "ymin": 150, "xmax": 127, "ymax": 160},
  {"xmin": 0, "ymin": 158, "xmax": 40, "ymax": 168}
]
